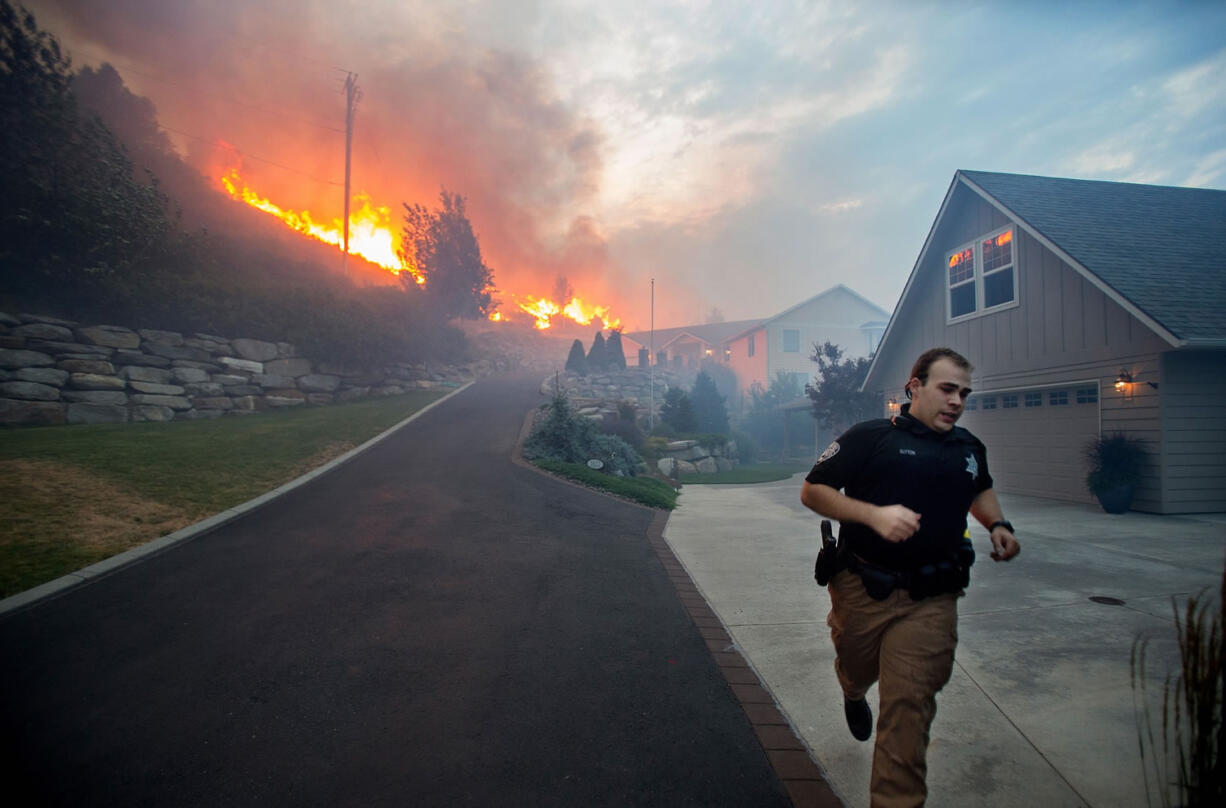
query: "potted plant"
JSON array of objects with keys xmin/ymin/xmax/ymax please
[{"xmin": 1084, "ymin": 433, "xmax": 1148, "ymax": 513}]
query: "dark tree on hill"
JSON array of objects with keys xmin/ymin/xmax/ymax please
[
  {"xmin": 690, "ymin": 371, "xmax": 729, "ymax": 434},
  {"xmin": 807, "ymin": 341, "xmax": 880, "ymax": 435},
  {"xmin": 565, "ymin": 338, "xmax": 588, "ymax": 376},
  {"xmin": 587, "ymin": 330, "xmax": 608, "ymax": 371},
  {"xmin": 606, "ymin": 329, "xmax": 627, "ymax": 370},
  {"xmin": 399, "ymin": 189, "xmax": 494, "ymax": 319},
  {"xmin": 661, "ymin": 387, "xmax": 696, "ymax": 433},
  {"xmin": 0, "ymin": 0, "xmax": 176, "ymax": 305}
]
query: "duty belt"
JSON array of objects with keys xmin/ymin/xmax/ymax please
[{"xmin": 843, "ymin": 539, "xmax": 975, "ymax": 602}]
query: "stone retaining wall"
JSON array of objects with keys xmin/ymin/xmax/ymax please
[{"xmin": 0, "ymin": 312, "xmax": 487, "ymax": 427}]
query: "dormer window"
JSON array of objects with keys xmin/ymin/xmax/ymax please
[{"xmin": 946, "ymin": 226, "xmax": 1018, "ymax": 322}]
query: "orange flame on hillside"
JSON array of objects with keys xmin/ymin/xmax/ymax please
[
  {"xmin": 511, "ymin": 295, "xmax": 621, "ymax": 330},
  {"xmin": 219, "ymin": 168, "xmax": 621, "ymax": 328},
  {"xmin": 220, "ymin": 168, "xmax": 424, "ymax": 284}
]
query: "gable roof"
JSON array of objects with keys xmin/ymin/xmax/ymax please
[
  {"xmin": 960, "ymin": 170, "xmax": 1226, "ymax": 344},
  {"xmin": 722, "ymin": 284, "xmax": 890, "ymax": 343},
  {"xmin": 622, "ymin": 319, "xmax": 763, "ymax": 349}
]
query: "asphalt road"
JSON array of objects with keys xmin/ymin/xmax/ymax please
[{"xmin": 0, "ymin": 374, "xmax": 790, "ymax": 807}]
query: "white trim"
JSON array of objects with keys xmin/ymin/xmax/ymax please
[{"xmin": 945, "ymin": 224, "xmax": 1020, "ymax": 324}]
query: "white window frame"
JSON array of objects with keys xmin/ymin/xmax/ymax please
[{"xmin": 945, "ymin": 225, "xmax": 1019, "ymax": 324}]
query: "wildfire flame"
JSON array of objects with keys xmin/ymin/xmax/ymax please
[
  {"xmin": 219, "ymin": 167, "xmax": 620, "ymax": 328},
  {"xmin": 220, "ymin": 168, "xmax": 423, "ymax": 282},
  {"xmin": 513, "ymin": 295, "xmax": 621, "ymax": 330}
]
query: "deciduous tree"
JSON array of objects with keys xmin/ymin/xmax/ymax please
[{"xmin": 807, "ymin": 342, "xmax": 880, "ymax": 435}]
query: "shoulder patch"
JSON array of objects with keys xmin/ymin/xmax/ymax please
[{"xmin": 817, "ymin": 441, "xmax": 840, "ymax": 464}]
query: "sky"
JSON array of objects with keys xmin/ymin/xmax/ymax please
[{"xmin": 27, "ymin": 0, "xmax": 1226, "ymax": 330}]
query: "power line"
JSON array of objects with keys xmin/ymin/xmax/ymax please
[
  {"xmin": 157, "ymin": 123, "xmax": 343, "ymax": 186},
  {"xmin": 66, "ymin": 44, "xmax": 345, "ymax": 134}
]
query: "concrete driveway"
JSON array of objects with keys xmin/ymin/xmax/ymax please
[{"xmin": 664, "ymin": 475, "xmax": 1225, "ymax": 808}]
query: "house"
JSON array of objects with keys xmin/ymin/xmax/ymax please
[
  {"xmin": 622, "ymin": 285, "xmax": 888, "ymax": 400},
  {"xmin": 862, "ymin": 170, "xmax": 1226, "ymax": 514},
  {"xmin": 721, "ymin": 285, "xmax": 887, "ymax": 397}
]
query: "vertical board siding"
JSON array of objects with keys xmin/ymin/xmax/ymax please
[
  {"xmin": 866, "ymin": 182, "xmax": 1191, "ymax": 511},
  {"xmin": 1161, "ymin": 352, "xmax": 1226, "ymax": 513}
]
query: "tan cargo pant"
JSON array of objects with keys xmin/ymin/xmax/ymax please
[{"xmin": 827, "ymin": 569, "xmax": 959, "ymax": 808}]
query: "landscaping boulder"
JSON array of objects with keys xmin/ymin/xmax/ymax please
[
  {"xmin": 77, "ymin": 325, "xmax": 140, "ymax": 349},
  {"xmin": 171, "ymin": 367, "xmax": 209, "ymax": 384},
  {"xmin": 113, "ymin": 350, "xmax": 171, "ymax": 368},
  {"xmin": 129, "ymin": 381, "xmax": 186, "ymax": 395},
  {"xmin": 14, "ymin": 367, "xmax": 68, "ymax": 386},
  {"xmin": 67, "ymin": 403, "xmax": 129, "ymax": 424},
  {"xmin": 138, "ymin": 328, "xmax": 184, "ymax": 346},
  {"xmin": 0, "ymin": 349, "xmax": 54, "ymax": 368},
  {"xmin": 231, "ymin": 338, "xmax": 278, "ymax": 362},
  {"xmin": 70, "ymin": 373, "xmax": 126, "ymax": 391},
  {"xmin": 62, "ymin": 390, "xmax": 128, "ymax": 404},
  {"xmin": 0, "ymin": 380, "xmax": 60, "ymax": 401},
  {"xmin": 0, "ymin": 398, "xmax": 66, "ymax": 425},
  {"xmin": 264, "ymin": 358, "xmax": 312, "ymax": 378},
  {"xmin": 130, "ymin": 393, "xmax": 191, "ymax": 410},
  {"xmin": 58, "ymin": 359, "xmax": 115, "ymax": 375},
  {"xmin": 219, "ymin": 357, "xmax": 264, "ymax": 374},
  {"xmin": 120, "ymin": 366, "xmax": 173, "ymax": 384},
  {"xmin": 132, "ymin": 405, "xmax": 175, "ymax": 422},
  {"xmin": 13, "ymin": 322, "xmax": 74, "ymax": 341}
]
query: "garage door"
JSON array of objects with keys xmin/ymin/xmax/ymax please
[{"xmin": 959, "ymin": 385, "xmax": 1100, "ymax": 503}]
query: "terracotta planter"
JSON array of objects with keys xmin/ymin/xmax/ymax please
[{"xmin": 1094, "ymin": 484, "xmax": 1135, "ymax": 514}]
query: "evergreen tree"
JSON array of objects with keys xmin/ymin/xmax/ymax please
[
  {"xmin": 565, "ymin": 338, "xmax": 588, "ymax": 376},
  {"xmin": 606, "ymin": 329, "xmax": 627, "ymax": 370},
  {"xmin": 690, "ymin": 371, "xmax": 729, "ymax": 434},
  {"xmin": 661, "ymin": 387, "xmax": 697, "ymax": 433},
  {"xmin": 587, "ymin": 330, "xmax": 608, "ymax": 371}
]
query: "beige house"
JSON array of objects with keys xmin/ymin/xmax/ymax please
[
  {"xmin": 622, "ymin": 285, "xmax": 887, "ymax": 402},
  {"xmin": 863, "ymin": 170, "xmax": 1226, "ymax": 514}
]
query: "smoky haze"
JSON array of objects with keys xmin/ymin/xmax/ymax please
[{"xmin": 31, "ymin": 0, "xmax": 658, "ymax": 325}]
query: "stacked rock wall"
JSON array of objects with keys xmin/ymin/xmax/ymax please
[
  {"xmin": 0, "ymin": 312, "xmax": 482, "ymax": 427},
  {"xmin": 656, "ymin": 439, "xmax": 739, "ymax": 477}
]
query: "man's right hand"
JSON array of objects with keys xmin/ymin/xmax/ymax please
[{"xmin": 872, "ymin": 505, "xmax": 921, "ymax": 542}]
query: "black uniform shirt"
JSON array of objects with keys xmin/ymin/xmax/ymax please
[{"xmin": 805, "ymin": 404, "xmax": 993, "ymax": 570}]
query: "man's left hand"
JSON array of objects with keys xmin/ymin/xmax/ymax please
[{"xmin": 990, "ymin": 528, "xmax": 1020, "ymax": 562}]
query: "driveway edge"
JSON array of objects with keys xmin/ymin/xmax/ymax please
[{"xmin": 0, "ymin": 382, "xmax": 474, "ymax": 616}]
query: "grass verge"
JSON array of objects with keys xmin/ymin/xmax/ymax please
[
  {"xmin": 679, "ymin": 462, "xmax": 811, "ymax": 485},
  {"xmin": 0, "ymin": 390, "xmax": 448, "ymax": 598},
  {"xmin": 532, "ymin": 459, "xmax": 679, "ymax": 510}
]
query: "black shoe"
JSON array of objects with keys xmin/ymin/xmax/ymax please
[{"xmin": 844, "ymin": 697, "xmax": 872, "ymax": 742}]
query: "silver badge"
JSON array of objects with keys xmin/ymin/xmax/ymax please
[
  {"xmin": 817, "ymin": 441, "xmax": 840, "ymax": 464},
  {"xmin": 965, "ymin": 453, "xmax": 979, "ymax": 479}
]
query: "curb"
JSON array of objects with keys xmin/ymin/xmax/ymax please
[
  {"xmin": 645, "ymin": 512, "xmax": 847, "ymax": 808},
  {"xmin": 0, "ymin": 382, "xmax": 475, "ymax": 616}
]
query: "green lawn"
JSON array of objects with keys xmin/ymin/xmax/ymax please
[
  {"xmin": 0, "ymin": 390, "xmax": 449, "ymax": 598},
  {"xmin": 679, "ymin": 461, "xmax": 812, "ymax": 485},
  {"xmin": 532, "ymin": 459, "xmax": 680, "ymax": 510}
]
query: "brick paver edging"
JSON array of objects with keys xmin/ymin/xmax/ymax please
[
  {"xmin": 643, "ymin": 510, "xmax": 846, "ymax": 808},
  {"xmin": 512, "ymin": 403, "xmax": 844, "ymax": 807}
]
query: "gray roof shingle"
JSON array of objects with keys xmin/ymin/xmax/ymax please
[{"xmin": 960, "ymin": 170, "xmax": 1226, "ymax": 342}]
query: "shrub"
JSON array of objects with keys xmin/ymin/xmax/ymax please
[
  {"xmin": 1085, "ymin": 433, "xmax": 1148, "ymax": 492},
  {"xmin": 523, "ymin": 392, "xmax": 644, "ymax": 476},
  {"xmin": 565, "ymin": 339, "xmax": 588, "ymax": 376}
]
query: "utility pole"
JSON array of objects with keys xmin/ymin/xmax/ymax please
[
  {"xmin": 649, "ymin": 277, "xmax": 655, "ymax": 431},
  {"xmin": 342, "ymin": 72, "xmax": 362, "ymax": 275}
]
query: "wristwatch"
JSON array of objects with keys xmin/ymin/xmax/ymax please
[{"xmin": 989, "ymin": 520, "xmax": 1014, "ymax": 534}]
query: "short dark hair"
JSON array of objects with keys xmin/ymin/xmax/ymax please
[{"xmin": 905, "ymin": 348, "xmax": 972, "ymax": 399}]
